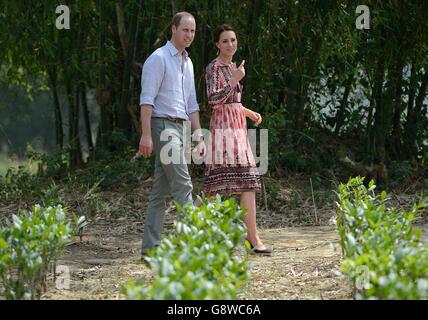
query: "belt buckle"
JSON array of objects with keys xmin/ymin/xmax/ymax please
[{"xmin": 167, "ymin": 116, "xmax": 182, "ymax": 124}]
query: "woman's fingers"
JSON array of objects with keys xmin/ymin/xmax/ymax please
[{"xmin": 254, "ymin": 113, "xmax": 262, "ymax": 126}]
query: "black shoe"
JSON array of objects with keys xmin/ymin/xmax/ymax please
[
  {"xmin": 244, "ymin": 239, "xmax": 273, "ymax": 256},
  {"xmin": 140, "ymin": 255, "xmax": 151, "ymax": 268}
]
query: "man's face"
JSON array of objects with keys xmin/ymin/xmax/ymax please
[{"xmin": 172, "ymin": 16, "xmax": 196, "ymax": 49}]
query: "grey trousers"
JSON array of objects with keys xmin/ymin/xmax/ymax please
[{"xmin": 141, "ymin": 118, "xmax": 193, "ymax": 254}]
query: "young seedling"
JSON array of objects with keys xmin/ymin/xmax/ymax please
[{"xmin": 73, "ymin": 214, "xmax": 88, "ymax": 242}]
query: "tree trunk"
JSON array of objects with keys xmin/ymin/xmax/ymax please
[
  {"xmin": 81, "ymin": 85, "xmax": 94, "ymax": 161},
  {"xmin": 243, "ymin": 0, "xmax": 263, "ymax": 99},
  {"xmin": 286, "ymin": 72, "xmax": 298, "ymax": 131},
  {"xmin": 98, "ymin": 0, "xmax": 111, "ymax": 150},
  {"xmin": 170, "ymin": 0, "xmax": 176, "ymax": 14},
  {"xmin": 148, "ymin": 1, "xmax": 159, "ymax": 51},
  {"xmin": 408, "ymin": 68, "xmax": 428, "ymax": 160},
  {"xmin": 75, "ymin": 89, "xmax": 83, "ymax": 166},
  {"xmin": 48, "ymin": 69, "xmax": 64, "ymax": 149},
  {"xmin": 118, "ymin": 0, "xmax": 143, "ymax": 135},
  {"xmin": 334, "ymin": 74, "xmax": 354, "ymax": 135},
  {"xmin": 66, "ymin": 80, "xmax": 79, "ymax": 168},
  {"xmin": 372, "ymin": 59, "xmax": 386, "ymax": 164},
  {"xmin": 115, "ymin": 0, "xmax": 127, "ymax": 57},
  {"xmin": 389, "ymin": 58, "xmax": 405, "ymax": 159},
  {"xmin": 404, "ymin": 62, "xmax": 417, "ymax": 159}
]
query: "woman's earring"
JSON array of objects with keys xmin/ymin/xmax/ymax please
[{"xmin": 216, "ymin": 49, "xmax": 219, "ymax": 55}]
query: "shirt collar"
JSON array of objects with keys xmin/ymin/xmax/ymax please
[{"xmin": 166, "ymin": 41, "xmax": 189, "ymax": 60}]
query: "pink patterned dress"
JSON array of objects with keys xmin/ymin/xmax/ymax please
[{"xmin": 203, "ymin": 58, "xmax": 261, "ymax": 195}]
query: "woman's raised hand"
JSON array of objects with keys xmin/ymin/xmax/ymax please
[{"xmin": 231, "ymin": 60, "xmax": 245, "ymax": 83}]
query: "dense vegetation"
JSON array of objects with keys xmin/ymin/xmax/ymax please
[
  {"xmin": 0, "ymin": 1, "xmax": 427, "ymax": 181},
  {"xmin": 336, "ymin": 177, "xmax": 428, "ymax": 299},
  {"xmin": 0, "ymin": 0, "xmax": 427, "ymax": 301},
  {"xmin": 0, "ymin": 204, "xmax": 84, "ymax": 299},
  {"xmin": 124, "ymin": 197, "xmax": 248, "ymax": 299}
]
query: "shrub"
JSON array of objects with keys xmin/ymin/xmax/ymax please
[
  {"xmin": 0, "ymin": 205, "xmax": 73, "ymax": 299},
  {"xmin": 0, "ymin": 166, "xmax": 40, "ymax": 201},
  {"xmin": 387, "ymin": 160, "xmax": 419, "ymax": 189},
  {"xmin": 27, "ymin": 148, "xmax": 69, "ymax": 178},
  {"xmin": 123, "ymin": 196, "xmax": 248, "ymax": 299},
  {"xmin": 336, "ymin": 176, "xmax": 428, "ymax": 299}
]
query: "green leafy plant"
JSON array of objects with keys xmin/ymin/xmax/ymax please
[
  {"xmin": 41, "ymin": 182, "xmax": 63, "ymax": 207},
  {"xmin": 265, "ymin": 178, "xmax": 281, "ymax": 208},
  {"xmin": 335, "ymin": 176, "xmax": 428, "ymax": 299},
  {"xmin": 72, "ymin": 214, "xmax": 88, "ymax": 242},
  {"xmin": 0, "ymin": 205, "xmax": 73, "ymax": 299},
  {"xmin": 123, "ymin": 196, "xmax": 248, "ymax": 300},
  {"xmin": 26, "ymin": 148, "xmax": 69, "ymax": 178},
  {"xmin": 0, "ymin": 165, "xmax": 40, "ymax": 201}
]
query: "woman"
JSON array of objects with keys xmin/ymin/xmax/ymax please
[{"xmin": 203, "ymin": 24, "xmax": 272, "ymax": 255}]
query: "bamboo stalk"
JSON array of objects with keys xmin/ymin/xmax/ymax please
[{"xmin": 310, "ymin": 178, "xmax": 319, "ymax": 225}]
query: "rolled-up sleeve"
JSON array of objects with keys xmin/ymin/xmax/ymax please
[
  {"xmin": 187, "ymin": 64, "xmax": 199, "ymax": 114},
  {"xmin": 139, "ymin": 54, "xmax": 164, "ymax": 107}
]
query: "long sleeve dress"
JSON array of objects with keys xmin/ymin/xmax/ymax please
[{"xmin": 203, "ymin": 58, "xmax": 261, "ymax": 195}]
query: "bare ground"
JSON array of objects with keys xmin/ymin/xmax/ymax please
[
  {"xmin": 39, "ymin": 215, "xmax": 354, "ymax": 300},
  {"xmin": 2, "ymin": 175, "xmax": 427, "ymax": 300}
]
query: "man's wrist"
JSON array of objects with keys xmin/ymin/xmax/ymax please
[{"xmin": 192, "ymin": 132, "xmax": 204, "ymax": 141}]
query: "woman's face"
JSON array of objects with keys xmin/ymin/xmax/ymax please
[{"xmin": 216, "ymin": 31, "xmax": 237, "ymax": 58}]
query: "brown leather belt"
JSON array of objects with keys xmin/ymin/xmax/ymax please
[{"xmin": 153, "ymin": 116, "xmax": 185, "ymax": 125}]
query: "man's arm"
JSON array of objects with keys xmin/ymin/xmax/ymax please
[
  {"xmin": 139, "ymin": 105, "xmax": 153, "ymax": 157},
  {"xmin": 138, "ymin": 53, "xmax": 164, "ymax": 158},
  {"xmin": 189, "ymin": 111, "xmax": 206, "ymax": 158},
  {"xmin": 188, "ymin": 111, "xmax": 202, "ymax": 133}
]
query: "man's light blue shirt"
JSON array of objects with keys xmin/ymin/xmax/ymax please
[{"xmin": 139, "ymin": 41, "xmax": 199, "ymax": 120}]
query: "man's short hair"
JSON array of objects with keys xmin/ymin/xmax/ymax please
[{"xmin": 172, "ymin": 11, "xmax": 195, "ymax": 27}]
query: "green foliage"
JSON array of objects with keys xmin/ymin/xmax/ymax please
[
  {"xmin": 265, "ymin": 110, "xmax": 337, "ymax": 174},
  {"xmin": 0, "ymin": 205, "xmax": 73, "ymax": 299},
  {"xmin": 27, "ymin": 148, "xmax": 69, "ymax": 179},
  {"xmin": 72, "ymin": 214, "xmax": 89, "ymax": 242},
  {"xmin": 41, "ymin": 182, "xmax": 63, "ymax": 207},
  {"xmin": 336, "ymin": 177, "xmax": 428, "ymax": 299},
  {"xmin": 264, "ymin": 178, "xmax": 281, "ymax": 208},
  {"xmin": 123, "ymin": 196, "xmax": 248, "ymax": 299},
  {"xmin": 387, "ymin": 160, "xmax": 419, "ymax": 189},
  {"xmin": 0, "ymin": 159, "xmax": 65, "ymax": 207},
  {"xmin": 0, "ymin": 165, "xmax": 40, "ymax": 201},
  {"xmin": 78, "ymin": 147, "xmax": 153, "ymax": 191},
  {"xmin": 1, "ymin": 1, "xmax": 428, "ymax": 174}
]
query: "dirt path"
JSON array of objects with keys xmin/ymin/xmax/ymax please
[
  {"xmin": 41, "ymin": 219, "xmax": 354, "ymax": 300},
  {"xmin": 3, "ymin": 174, "xmax": 427, "ymax": 300},
  {"xmin": 238, "ymin": 226, "xmax": 353, "ymax": 299}
]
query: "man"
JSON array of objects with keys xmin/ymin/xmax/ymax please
[{"xmin": 138, "ymin": 12, "xmax": 205, "ymax": 258}]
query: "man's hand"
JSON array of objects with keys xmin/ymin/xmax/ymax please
[
  {"xmin": 192, "ymin": 139, "xmax": 206, "ymax": 162},
  {"xmin": 139, "ymin": 134, "xmax": 153, "ymax": 158},
  {"xmin": 197, "ymin": 140, "xmax": 206, "ymax": 158},
  {"xmin": 138, "ymin": 105, "xmax": 154, "ymax": 158}
]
